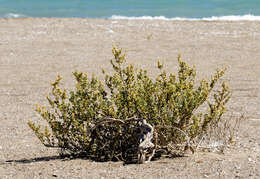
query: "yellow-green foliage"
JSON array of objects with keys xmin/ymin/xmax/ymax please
[{"xmin": 28, "ymin": 47, "xmax": 231, "ymax": 162}]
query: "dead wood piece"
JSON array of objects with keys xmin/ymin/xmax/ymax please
[{"xmin": 138, "ymin": 119, "xmax": 155, "ymax": 164}]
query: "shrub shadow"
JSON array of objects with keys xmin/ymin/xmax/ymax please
[
  {"xmin": 4, "ymin": 154, "xmax": 72, "ymax": 164},
  {"xmin": 3, "ymin": 153, "xmax": 186, "ymax": 165}
]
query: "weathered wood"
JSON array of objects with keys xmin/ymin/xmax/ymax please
[{"xmin": 138, "ymin": 119, "xmax": 155, "ymax": 164}]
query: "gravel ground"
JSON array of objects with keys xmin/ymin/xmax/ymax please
[{"xmin": 0, "ymin": 18, "xmax": 259, "ymax": 178}]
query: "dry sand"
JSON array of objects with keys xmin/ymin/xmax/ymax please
[{"xmin": 0, "ymin": 18, "xmax": 259, "ymax": 178}]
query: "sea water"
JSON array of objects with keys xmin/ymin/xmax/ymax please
[{"xmin": 1, "ymin": 0, "xmax": 260, "ymax": 20}]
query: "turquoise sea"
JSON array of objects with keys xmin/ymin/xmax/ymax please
[{"xmin": 1, "ymin": 0, "xmax": 260, "ymax": 20}]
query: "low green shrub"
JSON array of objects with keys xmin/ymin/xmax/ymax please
[{"xmin": 28, "ymin": 47, "xmax": 231, "ymax": 163}]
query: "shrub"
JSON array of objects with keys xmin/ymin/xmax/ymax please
[{"xmin": 28, "ymin": 47, "xmax": 231, "ymax": 163}]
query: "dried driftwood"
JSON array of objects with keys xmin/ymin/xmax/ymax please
[{"xmin": 138, "ymin": 119, "xmax": 155, "ymax": 164}]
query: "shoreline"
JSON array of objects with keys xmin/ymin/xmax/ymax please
[{"xmin": 2, "ymin": 13, "xmax": 260, "ymax": 21}]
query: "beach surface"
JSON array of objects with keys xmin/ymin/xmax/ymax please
[{"xmin": 0, "ymin": 18, "xmax": 259, "ymax": 178}]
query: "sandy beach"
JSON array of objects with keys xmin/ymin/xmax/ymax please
[{"xmin": 0, "ymin": 18, "xmax": 259, "ymax": 178}]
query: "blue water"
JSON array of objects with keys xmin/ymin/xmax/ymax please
[{"xmin": 0, "ymin": 0, "xmax": 260, "ymax": 19}]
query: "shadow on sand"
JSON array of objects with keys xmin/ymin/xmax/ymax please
[
  {"xmin": 4, "ymin": 154, "xmax": 72, "ymax": 164},
  {"xmin": 2, "ymin": 152, "xmax": 185, "ymax": 165}
]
